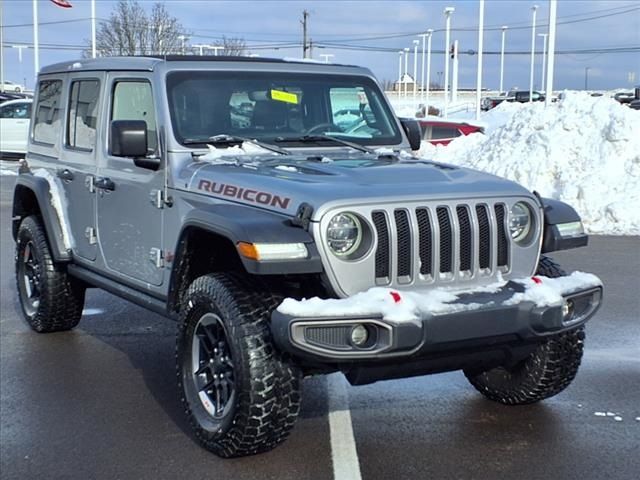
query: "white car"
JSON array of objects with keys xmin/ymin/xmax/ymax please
[
  {"xmin": 1, "ymin": 80, "xmax": 26, "ymax": 93},
  {"xmin": 0, "ymin": 99, "xmax": 32, "ymax": 159}
]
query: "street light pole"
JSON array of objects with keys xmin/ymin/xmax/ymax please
[
  {"xmin": 425, "ymin": 29, "xmax": 433, "ymax": 111},
  {"xmin": 545, "ymin": 0, "xmax": 557, "ymax": 106},
  {"xmin": 499, "ymin": 26, "xmax": 507, "ymax": 93},
  {"xmin": 538, "ymin": 33, "xmax": 548, "ymax": 91},
  {"xmin": 584, "ymin": 67, "xmax": 591, "ymax": 90},
  {"xmin": 413, "ymin": 39, "xmax": 419, "ymax": 103},
  {"xmin": 403, "ymin": 47, "xmax": 409, "ymax": 98},
  {"xmin": 443, "ymin": 7, "xmax": 455, "ymax": 118},
  {"xmin": 529, "ymin": 5, "xmax": 538, "ymax": 102},
  {"xmin": 12, "ymin": 45, "xmax": 28, "ymax": 88},
  {"xmin": 398, "ymin": 50, "xmax": 403, "ymax": 98},
  {"xmin": 419, "ymin": 33, "xmax": 427, "ymax": 104},
  {"xmin": 475, "ymin": 0, "xmax": 485, "ymax": 120}
]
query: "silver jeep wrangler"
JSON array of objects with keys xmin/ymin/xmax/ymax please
[{"xmin": 13, "ymin": 56, "xmax": 602, "ymax": 458}]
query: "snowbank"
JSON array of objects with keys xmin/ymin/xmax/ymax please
[{"xmin": 418, "ymin": 92, "xmax": 640, "ymax": 235}]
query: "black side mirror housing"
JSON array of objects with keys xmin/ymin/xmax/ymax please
[
  {"xmin": 111, "ymin": 120, "xmax": 147, "ymax": 157},
  {"xmin": 399, "ymin": 118, "xmax": 422, "ymax": 151}
]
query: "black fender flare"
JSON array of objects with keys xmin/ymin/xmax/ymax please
[
  {"xmin": 12, "ymin": 174, "xmax": 72, "ymax": 262},
  {"xmin": 538, "ymin": 196, "xmax": 588, "ymax": 253},
  {"xmin": 166, "ymin": 202, "xmax": 323, "ymax": 312}
]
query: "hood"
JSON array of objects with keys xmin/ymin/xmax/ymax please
[{"xmin": 176, "ymin": 151, "xmax": 534, "ymax": 219}]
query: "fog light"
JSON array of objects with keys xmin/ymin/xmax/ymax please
[
  {"xmin": 350, "ymin": 324, "xmax": 369, "ymax": 347},
  {"xmin": 562, "ymin": 299, "xmax": 575, "ymax": 320}
]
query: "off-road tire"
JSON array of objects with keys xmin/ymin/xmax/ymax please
[
  {"xmin": 15, "ymin": 215, "xmax": 85, "ymax": 332},
  {"xmin": 464, "ymin": 255, "xmax": 585, "ymax": 405},
  {"xmin": 176, "ymin": 273, "xmax": 302, "ymax": 458}
]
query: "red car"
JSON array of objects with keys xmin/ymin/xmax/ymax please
[{"xmin": 418, "ymin": 119, "xmax": 484, "ymax": 146}]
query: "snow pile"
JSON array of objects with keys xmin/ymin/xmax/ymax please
[
  {"xmin": 277, "ymin": 271, "xmax": 602, "ymax": 323},
  {"xmin": 32, "ymin": 168, "xmax": 74, "ymax": 249},
  {"xmin": 418, "ymin": 92, "xmax": 640, "ymax": 235}
]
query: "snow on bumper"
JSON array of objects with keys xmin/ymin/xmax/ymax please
[{"xmin": 272, "ymin": 272, "xmax": 603, "ymax": 360}]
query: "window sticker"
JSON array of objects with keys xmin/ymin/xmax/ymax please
[{"xmin": 270, "ymin": 89, "xmax": 298, "ymax": 104}]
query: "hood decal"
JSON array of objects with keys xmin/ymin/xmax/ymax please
[{"xmin": 198, "ymin": 179, "xmax": 292, "ymax": 210}]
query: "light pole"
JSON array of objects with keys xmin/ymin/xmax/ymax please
[
  {"xmin": 443, "ymin": 6, "xmax": 455, "ymax": 118},
  {"xmin": 398, "ymin": 50, "xmax": 403, "ymax": 97},
  {"xmin": 403, "ymin": 47, "xmax": 409, "ymax": 98},
  {"xmin": 538, "ymin": 33, "xmax": 548, "ymax": 91},
  {"xmin": 529, "ymin": 5, "xmax": 538, "ymax": 101},
  {"xmin": 178, "ymin": 35, "xmax": 189, "ymax": 54},
  {"xmin": 475, "ymin": 0, "xmax": 485, "ymax": 120},
  {"xmin": 545, "ymin": 0, "xmax": 557, "ymax": 106},
  {"xmin": 413, "ymin": 39, "xmax": 419, "ymax": 102},
  {"xmin": 584, "ymin": 67, "xmax": 591, "ymax": 90},
  {"xmin": 425, "ymin": 29, "xmax": 433, "ymax": 110},
  {"xmin": 12, "ymin": 45, "xmax": 28, "ymax": 88},
  {"xmin": 499, "ymin": 26, "xmax": 508, "ymax": 93}
]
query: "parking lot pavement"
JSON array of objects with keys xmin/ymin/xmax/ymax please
[{"xmin": 1, "ymin": 174, "xmax": 639, "ymax": 480}]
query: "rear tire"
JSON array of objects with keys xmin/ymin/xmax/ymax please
[
  {"xmin": 176, "ymin": 273, "xmax": 301, "ymax": 457},
  {"xmin": 464, "ymin": 255, "xmax": 585, "ymax": 405},
  {"xmin": 15, "ymin": 215, "xmax": 85, "ymax": 332}
]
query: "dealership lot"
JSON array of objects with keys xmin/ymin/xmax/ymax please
[{"xmin": 1, "ymin": 174, "xmax": 638, "ymax": 480}]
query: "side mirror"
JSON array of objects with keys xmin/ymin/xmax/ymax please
[
  {"xmin": 111, "ymin": 120, "xmax": 160, "ymax": 171},
  {"xmin": 399, "ymin": 118, "xmax": 422, "ymax": 151}
]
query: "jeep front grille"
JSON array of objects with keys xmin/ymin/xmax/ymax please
[
  {"xmin": 315, "ymin": 197, "xmax": 542, "ymax": 297},
  {"xmin": 371, "ymin": 203, "xmax": 510, "ymax": 285}
]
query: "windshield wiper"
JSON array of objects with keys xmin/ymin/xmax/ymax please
[
  {"xmin": 274, "ymin": 134, "xmax": 374, "ymax": 154},
  {"xmin": 183, "ymin": 134, "xmax": 291, "ymax": 156}
]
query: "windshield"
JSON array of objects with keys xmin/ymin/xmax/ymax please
[{"xmin": 166, "ymin": 71, "xmax": 402, "ymax": 147}]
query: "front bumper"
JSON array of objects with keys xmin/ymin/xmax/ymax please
[{"xmin": 271, "ymin": 277, "xmax": 603, "ymax": 363}]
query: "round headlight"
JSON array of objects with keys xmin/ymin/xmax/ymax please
[
  {"xmin": 509, "ymin": 202, "xmax": 532, "ymax": 243},
  {"xmin": 327, "ymin": 213, "xmax": 362, "ymax": 257}
]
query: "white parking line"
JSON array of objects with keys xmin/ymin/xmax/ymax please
[{"xmin": 327, "ymin": 373, "xmax": 362, "ymax": 480}]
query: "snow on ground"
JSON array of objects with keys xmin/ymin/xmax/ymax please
[{"xmin": 413, "ymin": 92, "xmax": 640, "ymax": 235}]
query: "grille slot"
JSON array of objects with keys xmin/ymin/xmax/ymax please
[
  {"xmin": 456, "ymin": 205, "xmax": 472, "ymax": 272},
  {"xmin": 372, "ymin": 211, "xmax": 390, "ymax": 280},
  {"xmin": 416, "ymin": 208, "xmax": 432, "ymax": 276},
  {"xmin": 437, "ymin": 207, "xmax": 453, "ymax": 273},
  {"xmin": 476, "ymin": 205, "xmax": 491, "ymax": 269},
  {"xmin": 394, "ymin": 210, "xmax": 411, "ymax": 278},
  {"xmin": 495, "ymin": 204, "xmax": 509, "ymax": 267}
]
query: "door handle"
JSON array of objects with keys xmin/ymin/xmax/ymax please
[
  {"xmin": 56, "ymin": 168, "xmax": 74, "ymax": 181},
  {"xmin": 95, "ymin": 177, "xmax": 116, "ymax": 191}
]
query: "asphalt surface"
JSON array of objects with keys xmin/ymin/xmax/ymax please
[{"xmin": 1, "ymin": 171, "xmax": 639, "ymax": 480}]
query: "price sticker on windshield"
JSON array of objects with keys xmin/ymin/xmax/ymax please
[{"xmin": 270, "ymin": 89, "xmax": 299, "ymax": 104}]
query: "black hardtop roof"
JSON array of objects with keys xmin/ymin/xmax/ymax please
[{"xmin": 39, "ymin": 55, "xmax": 363, "ymax": 75}]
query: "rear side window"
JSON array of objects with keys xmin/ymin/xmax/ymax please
[
  {"xmin": 111, "ymin": 81, "xmax": 157, "ymax": 152},
  {"xmin": 430, "ymin": 126, "xmax": 460, "ymax": 140},
  {"xmin": 67, "ymin": 80, "xmax": 100, "ymax": 151},
  {"xmin": 33, "ymin": 80, "xmax": 63, "ymax": 145}
]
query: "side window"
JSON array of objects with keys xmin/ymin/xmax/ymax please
[
  {"xmin": 0, "ymin": 102, "xmax": 31, "ymax": 119},
  {"xmin": 111, "ymin": 81, "xmax": 157, "ymax": 152},
  {"xmin": 67, "ymin": 79, "xmax": 100, "ymax": 151},
  {"xmin": 33, "ymin": 80, "xmax": 63, "ymax": 145}
]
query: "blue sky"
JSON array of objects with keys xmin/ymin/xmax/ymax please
[{"xmin": 1, "ymin": 0, "xmax": 639, "ymax": 91}]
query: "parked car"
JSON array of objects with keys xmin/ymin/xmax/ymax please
[
  {"xmin": 0, "ymin": 91, "xmax": 32, "ymax": 103},
  {"xmin": 482, "ymin": 90, "xmax": 545, "ymax": 111},
  {"xmin": 419, "ymin": 118, "xmax": 484, "ymax": 146},
  {"xmin": 12, "ymin": 56, "xmax": 602, "ymax": 458},
  {"xmin": 0, "ymin": 99, "xmax": 32, "ymax": 160},
  {"xmin": 0, "ymin": 80, "xmax": 26, "ymax": 93}
]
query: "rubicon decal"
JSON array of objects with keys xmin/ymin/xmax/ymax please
[{"xmin": 197, "ymin": 180, "xmax": 291, "ymax": 209}]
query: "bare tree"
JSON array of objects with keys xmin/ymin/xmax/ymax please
[
  {"xmin": 214, "ymin": 36, "xmax": 248, "ymax": 56},
  {"xmin": 88, "ymin": 0, "xmax": 187, "ymax": 57}
]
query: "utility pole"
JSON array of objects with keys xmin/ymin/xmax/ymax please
[
  {"xmin": 301, "ymin": 10, "xmax": 309, "ymax": 59},
  {"xmin": 412, "ymin": 39, "xmax": 419, "ymax": 103},
  {"xmin": 425, "ymin": 30, "xmax": 433, "ymax": 110},
  {"xmin": 451, "ymin": 39, "xmax": 459, "ymax": 104},
  {"xmin": 443, "ymin": 7, "xmax": 455, "ymax": 118},
  {"xmin": 529, "ymin": 5, "xmax": 538, "ymax": 101},
  {"xmin": 475, "ymin": 0, "xmax": 485, "ymax": 120},
  {"xmin": 538, "ymin": 33, "xmax": 548, "ymax": 91},
  {"xmin": 499, "ymin": 26, "xmax": 508, "ymax": 93},
  {"xmin": 12, "ymin": 45, "xmax": 28, "ymax": 88}
]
